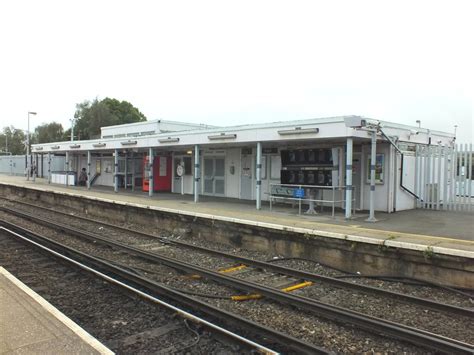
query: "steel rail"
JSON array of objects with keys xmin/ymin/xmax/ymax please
[
  {"xmin": 0, "ymin": 221, "xmax": 326, "ymax": 355},
  {"xmin": 0, "ymin": 198, "xmax": 470, "ymax": 317},
  {"xmin": 1, "ymin": 208, "xmax": 472, "ymax": 354}
]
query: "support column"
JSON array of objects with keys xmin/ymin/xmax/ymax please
[
  {"xmin": 345, "ymin": 137, "xmax": 353, "ymax": 219},
  {"xmin": 366, "ymin": 131, "xmax": 378, "ymax": 222},
  {"xmin": 47, "ymin": 153, "xmax": 51, "ymax": 184},
  {"xmin": 87, "ymin": 151, "xmax": 91, "ymax": 189},
  {"xmin": 124, "ymin": 150, "xmax": 128, "ymax": 190},
  {"xmin": 148, "ymin": 147, "xmax": 154, "ymax": 197},
  {"xmin": 65, "ymin": 151, "xmax": 69, "ymax": 187},
  {"xmin": 256, "ymin": 142, "xmax": 262, "ymax": 210},
  {"xmin": 194, "ymin": 145, "xmax": 200, "ymax": 203},
  {"xmin": 131, "ymin": 152, "xmax": 135, "ymax": 191},
  {"xmin": 114, "ymin": 149, "xmax": 119, "ymax": 193}
]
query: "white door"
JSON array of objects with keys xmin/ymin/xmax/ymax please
[
  {"xmin": 353, "ymin": 153, "xmax": 362, "ymax": 209},
  {"xmin": 203, "ymin": 157, "xmax": 225, "ymax": 196},
  {"xmin": 240, "ymin": 154, "xmax": 253, "ymax": 200}
]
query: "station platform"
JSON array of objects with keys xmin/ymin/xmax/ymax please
[
  {"xmin": 0, "ymin": 175, "xmax": 473, "ymax": 259},
  {"xmin": 0, "ymin": 267, "xmax": 113, "ymax": 355}
]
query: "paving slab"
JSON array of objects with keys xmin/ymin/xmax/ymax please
[
  {"xmin": 0, "ymin": 175, "xmax": 472, "ymax": 259},
  {"xmin": 0, "ymin": 267, "xmax": 113, "ymax": 355}
]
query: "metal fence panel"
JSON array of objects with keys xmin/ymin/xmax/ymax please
[{"xmin": 415, "ymin": 144, "xmax": 473, "ymax": 210}]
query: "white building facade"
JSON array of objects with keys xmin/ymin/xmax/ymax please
[{"xmin": 31, "ymin": 116, "xmax": 455, "ymax": 216}]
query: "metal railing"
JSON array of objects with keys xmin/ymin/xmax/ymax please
[{"xmin": 269, "ymin": 183, "xmax": 356, "ymax": 218}]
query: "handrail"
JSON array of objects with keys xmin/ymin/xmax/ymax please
[{"xmin": 269, "ymin": 183, "xmax": 356, "ymax": 217}]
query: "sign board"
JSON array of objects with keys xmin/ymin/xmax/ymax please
[
  {"xmin": 271, "ymin": 186, "xmax": 295, "ymax": 197},
  {"xmin": 293, "ymin": 188, "xmax": 305, "ymax": 199}
]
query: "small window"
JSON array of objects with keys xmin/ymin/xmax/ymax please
[
  {"xmin": 183, "ymin": 157, "xmax": 192, "ymax": 175},
  {"xmin": 270, "ymin": 156, "xmax": 281, "ymax": 179}
]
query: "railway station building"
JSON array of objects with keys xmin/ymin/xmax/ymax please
[{"xmin": 30, "ymin": 116, "xmax": 456, "ymax": 218}]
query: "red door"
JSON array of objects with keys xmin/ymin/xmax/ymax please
[{"xmin": 143, "ymin": 155, "xmax": 172, "ymax": 192}]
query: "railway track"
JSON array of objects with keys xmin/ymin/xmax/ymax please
[
  {"xmin": 0, "ymin": 201, "xmax": 473, "ymax": 354},
  {"xmin": 0, "ymin": 224, "xmax": 326, "ymax": 354},
  {"xmin": 0, "ymin": 196, "xmax": 470, "ymax": 315}
]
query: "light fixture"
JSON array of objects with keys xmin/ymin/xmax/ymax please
[
  {"xmin": 70, "ymin": 144, "xmax": 80, "ymax": 149},
  {"xmin": 278, "ymin": 127, "xmax": 319, "ymax": 135},
  {"xmin": 121, "ymin": 140, "xmax": 137, "ymax": 146},
  {"xmin": 51, "ymin": 145, "xmax": 60, "ymax": 150},
  {"xmin": 159, "ymin": 137, "xmax": 180, "ymax": 143},
  {"xmin": 93, "ymin": 143, "xmax": 106, "ymax": 148},
  {"xmin": 208, "ymin": 133, "xmax": 237, "ymax": 140},
  {"xmin": 186, "ymin": 150, "xmax": 193, "ymax": 155},
  {"xmin": 35, "ymin": 147, "xmax": 43, "ymax": 151}
]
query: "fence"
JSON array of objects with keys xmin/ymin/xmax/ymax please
[
  {"xmin": 415, "ymin": 143, "xmax": 473, "ymax": 211},
  {"xmin": 0, "ymin": 155, "xmax": 65, "ymax": 177}
]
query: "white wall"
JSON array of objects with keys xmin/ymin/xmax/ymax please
[
  {"xmin": 225, "ymin": 148, "xmax": 241, "ymax": 199},
  {"xmin": 395, "ymin": 153, "xmax": 417, "ymax": 211}
]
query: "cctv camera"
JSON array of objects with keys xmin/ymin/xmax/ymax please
[{"xmin": 410, "ymin": 129, "xmax": 420, "ymax": 135}]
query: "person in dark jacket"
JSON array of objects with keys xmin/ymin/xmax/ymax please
[{"xmin": 78, "ymin": 168, "xmax": 87, "ymax": 186}]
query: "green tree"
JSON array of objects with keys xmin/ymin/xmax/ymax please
[
  {"xmin": 34, "ymin": 122, "xmax": 64, "ymax": 143},
  {"xmin": 0, "ymin": 126, "xmax": 27, "ymax": 155},
  {"xmin": 74, "ymin": 98, "xmax": 146, "ymax": 139}
]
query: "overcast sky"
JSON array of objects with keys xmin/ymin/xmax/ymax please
[{"xmin": 0, "ymin": 0, "xmax": 472, "ymax": 143}]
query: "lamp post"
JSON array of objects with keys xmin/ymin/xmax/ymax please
[
  {"xmin": 70, "ymin": 117, "xmax": 77, "ymax": 142},
  {"xmin": 416, "ymin": 120, "xmax": 421, "ymax": 128},
  {"xmin": 26, "ymin": 111, "xmax": 37, "ymax": 180}
]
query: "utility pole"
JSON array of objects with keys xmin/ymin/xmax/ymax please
[{"xmin": 26, "ymin": 111, "xmax": 37, "ymax": 180}]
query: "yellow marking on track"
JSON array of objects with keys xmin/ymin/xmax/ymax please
[
  {"xmin": 281, "ymin": 281, "xmax": 313, "ymax": 292},
  {"xmin": 231, "ymin": 281, "xmax": 313, "ymax": 301},
  {"xmin": 231, "ymin": 294, "xmax": 262, "ymax": 301},
  {"xmin": 219, "ymin": 264, "xmax": 247, "ymax": 273}
]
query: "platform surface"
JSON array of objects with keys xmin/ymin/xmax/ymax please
[
  {"xmin": 0, "ymin": 267, "xmax": 113, "ymax": 355},
  {"xmin": 0, "ymin": 175, "xmax": 473, "ymax": 258}
]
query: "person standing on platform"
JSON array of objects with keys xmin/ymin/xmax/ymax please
[{"xmin": 78, "ymin": 168, "xmax": 87, "ymax": 186}]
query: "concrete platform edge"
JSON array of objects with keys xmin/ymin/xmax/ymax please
[
  {"xmin": 1, "ymin": 181, "xmax": 473, "ymax": 259},
  {"xmin": 0, "ymin": 267, "xmax": 114, "ymax": 355}
]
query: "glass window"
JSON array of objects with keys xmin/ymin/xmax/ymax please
[
  {"xmin": 183, "ymin": 157, "xmax": 192, "ymax": 175},
  {"xmin": 270, "ymin": 156, "xmax": 281, "ymax": 179}
]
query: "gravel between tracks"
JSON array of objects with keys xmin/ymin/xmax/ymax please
[
  {"xmin": 0, "ymin": 209, "xmax": 443, "ymax": 354},
  {"xmin": 0, "ymin": 231, "xmax": 236, "ymax": 354}
]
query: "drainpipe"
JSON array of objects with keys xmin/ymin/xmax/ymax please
[
  {"xmin": 345, "ymin": 137, "xmax": 353, "ymax": 219},
  {"xmin": 47, "ymin": 153, "xmax": 51, "ymax": 184},
  {"xmin": 194, "ymin": 145, "xmax": 200, "ymax": 203},
  {"xmin": 87, "ymin": 151, "xmax": 91, "ymax": 189},
  {"xmin": 114, "ymin": 149, "xmax": 119, "ymax": 193},
  {"xmin": 366, "ymin": 131, "xmax": 377, "ymax": 222},
  {"xmin": 65, "ymin": 151, "xmax": 69, "ymax": 187},
  {"xmin": 149, "ymin": 147, "xmax": 154, "ymax": 197}
]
